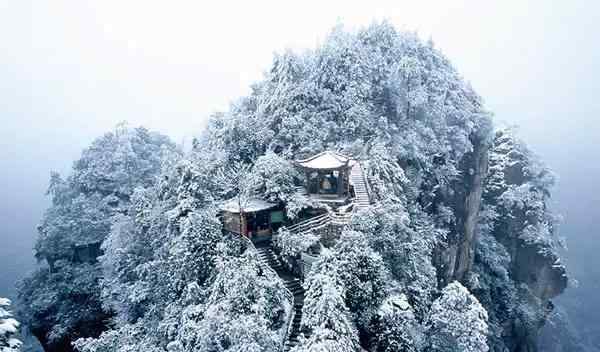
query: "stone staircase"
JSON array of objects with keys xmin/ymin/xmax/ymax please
[
  {"xmin": 350, "ymin": 162, "xmax": 371, "ymax": 209},
  {"xmin": 256, "ymin": 244, "xmax": 306, "ymax": 351},
  {"xmin": 249, "ymin": 162, "xmax": 372, "ymax": 351}
]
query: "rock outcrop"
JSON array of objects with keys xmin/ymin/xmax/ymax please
[
  {"xmin": 434, "ymin": 129, "xmax": 567, "ymax": 352},
  {"xmin": 435, "ymin": 134, "xmax": 489, "ymax": 285}
]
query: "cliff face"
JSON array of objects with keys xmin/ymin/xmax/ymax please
[
  {"xmin": 437, "ymin": 135, "xmax": 489, "ymax": 284},
  {"xmin": 486, "ymin": 129, "xmax": 567, "ymax": 302},
  {"xmin": 500, "ymin": 222, "xmax": 567, "ymax": 301},
  {"xmin": 435, "ymin": 130, "xmax": 567, "ymax": 352}
]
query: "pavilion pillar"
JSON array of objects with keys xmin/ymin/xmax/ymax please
[{"xmin": 337, "ymin": 168, "xmax": 343, "ymax": 197}]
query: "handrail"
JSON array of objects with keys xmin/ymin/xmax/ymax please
[
  {"xmin": 359, "ymin": 162, "xmax": 373, "ymax": 204},
  {"xmin": 286, "ymin": 213, "xmax": 330, "ymax": 233},
  {"xmin": 243, "ymin": 237, "xmax": 295, "ymax": 352},
  {"xmin": 285, "ymin": 211, "xmax": 351, "ymax": 237},
  {"xmin": 328, "ymin": 211, "xmax": 353, "ymax": 224}
]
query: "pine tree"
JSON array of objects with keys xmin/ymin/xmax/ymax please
[
  {"xmin": 425, "ymin": 281, "xmax": 489, "ymax": 352},
  {"xmin": 369, "ymin": 294, "xmax": 423, "ymax": 352},
  {"xmin": 294, "ymin": 264, "xmax": 360, "ymax": 352},
  {"xmin": 0, "ymin": 298, "xmax": 22, "ymax": 351}
]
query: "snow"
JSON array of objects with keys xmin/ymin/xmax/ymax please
[
  {"xmin": 0, "ymin": 318, "xmax": 18, "ymax": 335},
  {"xmin": 296, "ymin": 151, "xmax": 351, "ymax": 170},
  {"xmin": 379, "ymin": 294, "xmax": 411, "ymax": 316},
  {"xmin": 0, "ymin": 297, "xmax": 21, "ymax": 351},
  {"xmin": 219, "ymin": 198, "xmax": 277, "ymax": 213},
  {"xmin": 426, "ymin": 281, "xmax": 489, "ymax": 352}
]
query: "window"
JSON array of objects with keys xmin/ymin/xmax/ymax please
[{"xmin": 270, "ymin": 210, "xmax": 284, "ymax": 223}]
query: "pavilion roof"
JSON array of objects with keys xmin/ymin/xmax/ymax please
[
  {"xmin": 219, "ymin": 198, "xmax": 277, "ymax": 214},
  {"xmin": 295, "ymin": 151, "xmax": 351, "ymax": 170}
]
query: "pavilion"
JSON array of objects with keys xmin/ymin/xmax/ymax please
[{"xmin": 295, "ymin": 151, "xmax": 353, "ymax": 204}]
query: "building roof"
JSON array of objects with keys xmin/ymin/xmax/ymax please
[
  {"xmin": 295, "ymin": 151, "xmax": 351, "ymax": 170},
  {"xmin": 219, "ymin": 198, "xmax": 277, "ymax": 213}
]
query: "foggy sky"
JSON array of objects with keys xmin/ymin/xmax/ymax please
[{"xmin": 0, "ymin": 0, "xmax": 598, "ymax": 302}]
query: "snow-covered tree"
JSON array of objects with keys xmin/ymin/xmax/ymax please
[
  {"xmin": 333, "ymin": 231, "xmax": 388, "ymax": 335},
  {"xmin": 174, "ymin": 253, "xmax": 291, "ymax": 352},
  {"xmin": 351, "ymin": 204, "xmax": 441, "ymax": 320},
  {"xmin": 250, "ymin": 151, "xmax": 298, "ymax": 202},
  {"xmin": 18, "ymin": 125, "xmax": 177, "ymax": 352},
  {"xmin": 369, "ymin": 294, "xmax": 424, "ymax": 352},
  {"xmin": 249, "ymin": 151, "xmax": 314, "ymax": 219},
  {"xmin": 425, "ymin": 281, "xmax": 489, "ymax": 352},
  {"xmin": 485, "ymin": 128, "xmax": 563, "ymax": 252},
  {"xmin": 0, "ymin": 298, "xmax": 22, "ymax": 352},
  {"xmin": 364, "ymin": 141, "xmax": 410, "ymax": 203},
  {"xmin": 276, "ymin": 228, "xmax": 320, "ymax": 258},
  {"xmin": 295, "ymin": 255, "xmax": 360, "ymax": 352}
]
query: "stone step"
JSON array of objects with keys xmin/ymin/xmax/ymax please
[
  {"xmin": 260, "ymin": 261, "xmax": 280, "ymax": 267},
  {"xmin": 253, "ymin": 243, "xmax": 310, "ymax": 351}
]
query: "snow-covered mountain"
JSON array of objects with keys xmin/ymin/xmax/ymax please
[{"xmin": 17, "ymin": 22, "xmax": 567, "ymax": 352}]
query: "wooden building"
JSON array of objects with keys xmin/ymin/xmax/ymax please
[{"xmin": 220, "ymin": 198, "xmax": 285, "ymax": 243}]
